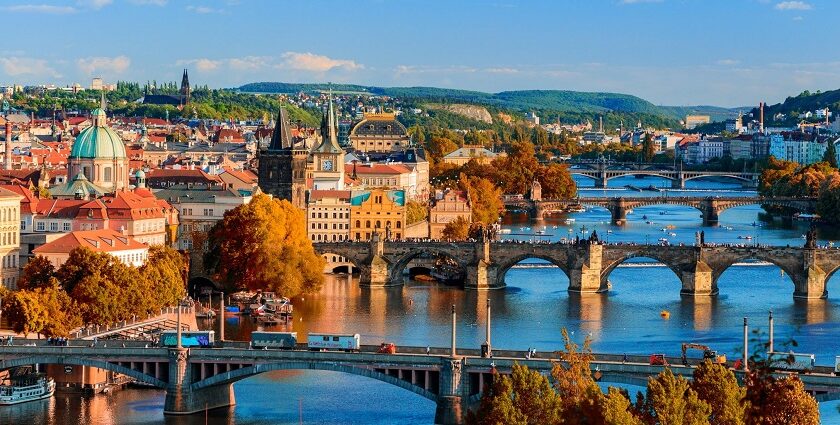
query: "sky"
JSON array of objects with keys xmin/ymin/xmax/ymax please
[{"xmin": 1, "ymin": 0, "xmax": 838, "ymax": 107}]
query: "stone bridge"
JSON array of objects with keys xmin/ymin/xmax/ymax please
[
  {"xmin": 505, "ymin": 196, "xmax": 817, "ymax": 225},
  {"xmin": 313, "ymin": 238, "xmax": 840, "ymax": 299},
  {"xmin": 566, "ymin": 161, "xmax": 761, "ymax": 189},
  {"xmin": 3, "ymin": 342, "xmax": 840, "ymax": 424}
]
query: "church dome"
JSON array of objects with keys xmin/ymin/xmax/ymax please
[{"xmin": 70, "ymin": 108, "xmax": 127, "ymax": 159}]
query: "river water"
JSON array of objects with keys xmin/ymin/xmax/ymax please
[{"xmin": 5, "ymin": 176, "xmax": 840, "ymax": 424}]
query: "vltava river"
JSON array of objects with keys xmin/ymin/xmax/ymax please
[{"xmin": 5, "ymin": 176, "xmax": 840, "ymax": 424}]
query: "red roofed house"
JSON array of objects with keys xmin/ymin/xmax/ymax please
[
  {"xmin": 33, "ymin": 228, "xmax": 149, "ymax": 268},
  {"xmin": 218, "ymin": 167, "xmax": 258, "ymax": 193}
]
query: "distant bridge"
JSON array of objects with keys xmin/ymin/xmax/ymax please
[
  {"xmin": 503, "ymin": 196, "xmax": 817, "ymax": 225},
  {"xmin": 313, "ymin": 237, "xmax": 836, "ymax": 299},
  {"xmin": 2, "ymin": 340, "xmax": 840, "ymax": 424},
  {"xmin": 564, "ymin": 160, "xmax": 761, "ymax": 189}
]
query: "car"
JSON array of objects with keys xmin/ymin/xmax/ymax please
[
  {"xmin": 649, "ymin": 354, "xmax": 668, "ymax": 366},
  {"xmin": 377, "ymin": 343, "xmax": 397, "ymax": 354}
]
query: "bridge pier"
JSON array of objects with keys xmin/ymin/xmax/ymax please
[
  {"xmin": 671, "ymin": 178, "xmax": 685, "ymax": 189},
  {"xmin": 569, "ymin": 244, "xmax": 608, "ymax": 293},
  {"xmin": 794, "ymin": 262, "xmax": 828, "ymax": 299},
  {"xmin": 679, "ymin": 260, "xmax": 717, "ymax": 296},
  {"xmin": 608, "ymin": 199, "xmax": 629, "ymax": 225},
  {"xmin": 434, "ymin": 358, "xmax": 465, "ymax": 425},
  {"xmin": 163, "ymin": 348, "xmax": 235, "ymax": 415}
]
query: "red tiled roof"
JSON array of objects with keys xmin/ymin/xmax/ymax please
[
  {"xmin": 0, "ymin": 184, "xmax": 38, "ymax": 214},
  {"xmin": 309, "ymin": 190, "xmax": 351, "ymax": 201},
  {"xmin": 348, "ymin": 163, "xmax": 411, "ymax": 175},
  {"xmin": 33, "ymin": 229, "xmax": 147, "ymax": 255}
]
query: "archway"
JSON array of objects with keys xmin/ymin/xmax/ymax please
[
  {"xmin": 320, "ymin": 252, "xmax": 361, "ymax": 275},
  {"xmin": 495, "ymin": 254, "xmax": 570, "ymax": 291},
  {"xmin": 684, "ymin": 175, "xmax": 750, "ymax": 189},
  {"xmin": 0, "ymin": 355, "xmax": 166, "ymax": 389},
  {"xmin": 390, "ymin": 249, "xmax": 466, "ymax": 286},
  {"xmin": 601, "ymin": 254, "xmax": 683, "ymax": 300},
  {"xmin": 188, "ymin": 276, "xmax": 219, "ymax": 297}
]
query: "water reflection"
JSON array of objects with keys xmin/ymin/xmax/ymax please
[{"xmin": 567, "ymin": 292, "xmax": 606, "ymax": 339}]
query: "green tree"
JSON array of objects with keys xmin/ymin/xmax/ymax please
[
  {"xmin": 17, "ymin": 255, "xmax": 56, "ymax": 291},
  {"xmin": 642, "ymin": 132, "xmax": 655, "ymax": 162},
  {"xmin": 636, "ymin": 368, "xmax": 711, "ymax": 425},
  {"xmin": 824, "ymin": 141, "xmax": 838, "ymax": 168},
  {"xmin": 442, "ymin": 216, "xmax": 470, "ymax": 240},
  {"xmin": 405, "ymin": 201, "xmax": 428, "ymax": 225},
  {"xmin": 206, "ymin": 193, "xmax": 325, "ymax": 296},
  {"xmin": 691, "ymin": 360, "xmax": 745, "ymax": 425}
]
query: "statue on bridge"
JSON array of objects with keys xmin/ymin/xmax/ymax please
[{"xmin": 805, "ymin": 225, "xmax": 818, "ymax": 249}]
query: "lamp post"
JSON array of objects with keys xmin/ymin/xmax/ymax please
[
  {"xmin": 450, "ymin": 305, "xmax": 456, "ymax": 358},
  {"xmin": 481, "ymin": 299, "xmax": 491, "ymax": 358}
]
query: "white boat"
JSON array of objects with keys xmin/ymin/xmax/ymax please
[
  {"xmin": 669, "ymin": 232, "xmax": 677, "ymax": 237},
  {"xmin": 0, "ymin": 374, "xmax": 54, "ymax": 405},
  {"xmin": 499, "ymin": 229, "xmax": 512, "ymax": 234},
  {"xmin": 565, "ymin": 219, "xmax": 575, "ymax": 224}
]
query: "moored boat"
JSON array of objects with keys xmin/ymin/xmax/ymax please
[{"xmin": 0, "ymin": 373, "xmax": 55, "ymax": 405}]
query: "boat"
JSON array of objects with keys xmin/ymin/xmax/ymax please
[
  {"xmin": 606, "ymin": 229, "xmax": 613, "ymax": 234},
  {"xmin": 499, "ymin": 229, "xmax": 512, "ymax": 234},
  {"xmin": 535, "ymin": 230, "xmax": 545, "ymax": 235},
  {"xmin": 738, "ymin": 235, "xmax": 753, "ymax": 240},
  {"xmin": 669, "ymin": 232, "xmax": 677, "ymax": 237},
  {"xmin": 0, "ymin": 372, "xmax": 55, "ymax": 405},
  {"xmin": 565, "ymin": 218, "xmax": 575, "ymax": 224},
  {"xmin": 642, "ymin": 215, "xmax": 648, "ymax": 220},
  {"xmin": 661, "ymin": 228, "xmax": 668, "ymax": 232},
  {"xmin": 658, "ymin": 238, "xmax": 668, "ymax": 242},
  {"xmin": 566, "ymin": 204, "xmax": 586, "ymax": 213},
  {"xmin": 659, "ymin": 211, "xmax": 667, "ymax": 216},
  {"xmin": 660, "ymin": 310, "xmax": 671, "ymax": 319}
]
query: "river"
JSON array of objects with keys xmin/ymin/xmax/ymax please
[{"xmin": 4, "ymin": 176, "xmax": 840, "ymax": 424}]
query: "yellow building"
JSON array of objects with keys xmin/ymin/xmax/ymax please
[
  {"xmin": 350, "ymin": 189, "xmax": 405, "ymax": 241},
  {"xmin": 0, "ymin": 187, "xmax": 21, "ymax": 289},
  {"xmin": 429, "ymin": 189, "xmax": 471, "ymax": 239},
  {"xmin": 442, "ymin": 145, "xmax": 504, "ymax": 166},
  {"xmin": 348, "ymin": 113, "xmax": 411, "ymax": 153}
]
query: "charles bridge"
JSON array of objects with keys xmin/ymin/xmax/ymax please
[
  {"xmin": 313, "ymin": 236, "xmax": 840, "ymax": 299},
  {"xmin": 503, "ymin": 195, "xmax": 817, "ymax": 224},
  {"xmin": 564, "ymin": 160, "xmax": 761, "ymax": 189},
  {"xmin": 3, "ymin": 339, "xmax": 840, "ymax": 424}
]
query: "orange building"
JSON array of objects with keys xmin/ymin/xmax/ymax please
[
  {"xmin": 429, "ymin": 189, "xmax": 471, "ymax": 239},
  {"xmin": 349, "ymin": 189, "xmax": 405, "ymax": 241}
]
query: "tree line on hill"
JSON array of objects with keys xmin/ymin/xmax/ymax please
[{"xmin": 468, "ymin": 330, "xmax": 818, "ymax": 425}]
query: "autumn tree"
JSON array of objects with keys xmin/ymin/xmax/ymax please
[
  {"xmin": 55, "ymin": 247, "xmax": 112, "ymax": 294},
  {"xmin": 467, "ymin": 363, "xmax": 562, "ymax": 425},
  {"xmin": 4, "ymin": 289, "xmax": 47, "ymax": 336},
  {"xmin": 536, "ymin": 163, "xmax": 577, "ymax": 199},
  {"xmin": 442, "ymin": 216, "xmax": 470, "ymax": 241},
  {"xmin": 691, "ymin": 360, "xmax": 745, "ymax": 425},
  {"xmin": 467, "ymin": 373, "xmax": 527, "ymax": 425},
  {"xmin": 635, "ymin": 368, "xmax": 711, "ymax": 425},
  {"xmin": 35, "ymin": 282, "xmax": 82, "ymax": 337},
  {"xmin": 743, "ymin": 370, "xmax": 819, "ymax": 425},
  {"xmin": 406, "ymin": 200, "xmax": 428, "ymax": 225},
  {"xmin": 17, "ymin": 255, "xmax": 56, "ymax": 291},
  {"xmin": 551, "ymin": 329, "xmax": 606, "ymax": 423},
  {"xmin": 603, "ymin": 388, "xmax": 644, "ymax": 425},
  {"xmin": 206, "ymin": 194, "xmax": 324, "ymax": 296},
  {"xmin": 140, "ymin": 245, "xmax": 187, "ymax": 310},
  {"xmin": 459, "ymin": 174, "xmax": 504, "ymax": 225}
]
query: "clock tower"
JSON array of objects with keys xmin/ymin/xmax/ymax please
[
  {"xmin": 258, "ymin": 107, "xmax": 308, "ymax": 208},
  {"xmin": 311, "ymin": 92, "xmax": 345, "ymax": 190}
]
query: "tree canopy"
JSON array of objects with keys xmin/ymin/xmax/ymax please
[{"xmin": 206, "ymin": 193, "xmax": 324, "ymax": 296}]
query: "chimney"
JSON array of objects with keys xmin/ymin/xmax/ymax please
[
  {"xmin": 4, "ymin": 121, "xmax": 11, "ymax": 170},
  {"xmin": 759, "ymin": 102, "xmax": 765, "ymax": 133}
]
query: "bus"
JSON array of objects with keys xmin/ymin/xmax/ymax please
[
  {"xmin": 159, "ymin": 330, "xmax": 215, "ymax": 348},
  {"xmin": 251, "ymin": 332, "xmax": 297, "ymax": 349}
]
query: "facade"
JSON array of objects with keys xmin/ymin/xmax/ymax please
[
  {"xmin": 685, "ymin": 115, "xmax": 711, "ymax": 129},
  {"xmin": 769, "ymin": 134, "xmax": 786, "ymax": 159},
  {"xmin": 429, "ymin": 189, "xmax": 471, "ymax": 239},
  {"xmin": 67, "ymin": 108, "xmax": 129, "ymax": 193},
  {"xmin": 257, "ymin": 108, "xmax": 308, "ymax": 209},
  {"xmin": 349, "ymin": 189, "xmax": 405, "ymax": 241},
  {"xmin": 686, "ymin": 137, "xmax": 724, "ymax": 164},
  {"xmin": 348, "ymin": 113, "xmax": 410, "ymax": 153},
  {"xmin": 306, "ymin": 190, "xmax": 351, "ymax": 242},
  {"xmin": 311, "ymin": 97, "xmax": 346, "ymax": 191},
  {"xmin": 154, "ymin": 185, "xmax": 252, "ymax": 251},
  {"xmin": 442, "ymin": 145, "xmax": 502, "ymax": 166},
  {"xmin": 0, "ymin": 188, "xmax": 22, "ymax": 289},
  {"xmin": 32, "ymin": 229, "xmax": 149, "ymax": 268},
  {"xmin": 728, "ymin": 137, "xmax": 753, "ymax": 160}
]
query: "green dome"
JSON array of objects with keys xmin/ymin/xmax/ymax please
[{"xmin": 70, "ymin": 109, "xmax": 126, "ymax": 159}]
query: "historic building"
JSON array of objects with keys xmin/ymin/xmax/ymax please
[
  {"xmin": 306, "ymin": 190, "xmax": 351, "ymax": 242},
  {"xmin": 257, "ymin": 108, "xmax": 308, "ymax": 209},
  {"xmin": 33, "ymin": 228, "xmax": 149, "ymax": 268},
  {"xmin": 311, "ymin": 96, "xmax": 345, "ymax": 191},
  {"xmin": 348, "ymin": 112, "xmax": 411, "ymax": 153},
  {"xmin": 0, "ymin": 187, "xmax": 22, "ymax": 289},
  {"xmin": 63, "ymin": 108, "xmax": 129, "ymax": 194},
  {"xmin": 428, "ymin": 189, "xmax": 472, "ymax": 239},
  {"xmin": 141, "ymin": 69, "xmax": 191, "ymax": 107},
  {"xmin": 349, "ymin": 189, "xmax": 405, "ymax": 241},
  {"xmin": 442, "ymin": 145, "xmax": 503, "ymax": 166}
]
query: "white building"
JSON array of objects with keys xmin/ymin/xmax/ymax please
[{"xmin": 32, "ymin": 229, "xmax": 149, "ymax": 268}]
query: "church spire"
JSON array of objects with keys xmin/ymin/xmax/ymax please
[
  {"xmin": 180, "ymin": 69, "xmax": 191, "ymax": 104},
  {"xmin": 268, "ymin": 107, "xmax": 292, "ymax": 150},
  {"xmin": 314, "ymin": 90, "xmax": 342, "ymax": 153}
]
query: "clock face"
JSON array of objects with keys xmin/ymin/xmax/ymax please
[{"xmin": 323, "ymin": 159, "xmax": 333, "ymax": 171}]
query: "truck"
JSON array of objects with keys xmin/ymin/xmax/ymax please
[
  {"xmin": 307, "ymin": 333, "xmax": 360, "ymax": 352},
  {"xmin": 159, "ymin": 330, "xmax": 215, "ymax": 348},
  {"xmin": 251, "ymin": 331, "xmax": 297, "ymax": 349},
  {"xmin": 768, "ymin": 352, "xmax": 815, "ymax": 372},
  {"xmin": 681, "ymin": 343, "xmax": 726, "ymax": 365}
]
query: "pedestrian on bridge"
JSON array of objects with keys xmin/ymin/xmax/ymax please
[{"xmin": 426, "ymin": 346, "xmax": 430, "ymax": 355}]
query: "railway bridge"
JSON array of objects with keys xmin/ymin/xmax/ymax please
[
  {"xmin": 504, "ymin": 196, "xmax": 817, "ymax": 225},
  {"xmin": 2, "ymin": 341, "xmax": 840, "ymax": 424},
  {"xmin": 565, "ymin": 161, "xmax": 761, "ymax": 189},
  {"xmin": 313, "ymin": 237, "xmax": 840, "ymax": 299}
]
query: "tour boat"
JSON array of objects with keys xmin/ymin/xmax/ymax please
[{"xmin": 0, "ymin": 374, "xmax": 54, "ymax": 405}]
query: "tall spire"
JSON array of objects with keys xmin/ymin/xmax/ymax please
[
  {"xmin": 180, "ymin": 69, "xmax": 191, "ymax": 104},
  {"xmin": 100, "ymin": 91, "xmax": 107, "ymax": 111},
  {"xmin": 328, "ymin": 89, "xmax": 339, "ymax": 147},
  {"xmin": 314, "ymin": 91, "xmax": 342, "ymax": 153},
  {"xmin": 268, "ymin": 107, "xmax": 292, "ymax": 150}
]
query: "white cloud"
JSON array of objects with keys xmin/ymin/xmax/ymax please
[
  {"xmin": 76, "ymin": 55, "xmax": 131, "ymax": 75},
  {"xmin": 186, "ymin": 5, "xmax": 223, "ymax": 14},
  {"xmin": 130, "ymin": 0, "xmax": 167, "ymax": 5},
  {"xmin": 774, "ymin": 1, "xmax": 812, "ymax": 10},
  {"xmin": 485, "ymin": 67, "xmax": 520, "ymax": 74},
  {"xmin": 279, "ymin": 52, "xmax": 363, "ymax": 72},
  {"xmin": 0, "ymin": 57, "xmax": 61, "ymax": 78},
  {"xmin": 228, "ymin": 56, "xmax": 271, "ymax": 71},
  {"xmin": 77, "ymin": 0, "xmax": 112, "ymax": 9},
  {"xmin": 716, "ymin": 59, "xmax": 740, "ymax": 66},
  {"xmin": 1, "ymin": 4, "xmax": 76, "ymax": 14},
  {"xmin": 194, "ymin": 58, "xmax": 220, "ymax": 71}
]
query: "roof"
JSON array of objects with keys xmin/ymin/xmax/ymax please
[
  {"xmin": 0, "ymin": 184, "xmax": 38, "ymax": 213},
  {"xmin": 350, "ymin": 163, "xmax": 412, "ymax": 175},
  {"xmin": 309, "ymin": 190, "xmax": 351, "ymax": 202},
  {"xmin": 350, "ymin": 114, "xmax": 407, "ymax": 137},
  {"xmin": 70, "ymin": 110, "xmax": 127, "ymax": 159},
  {"xmin": 268, "ymin": 108, "xmax": 293, "ymax": 150},
  {"xmin": 155, "ymin": 185, "xmax": 248, "ymax": 204},
  {"xmin": 33, "ymin": 229, "xmax": 147, "ymax": 255},
  {"xmin": 220, "ymin": 167, "xmax": 257, "ymax": 184},
  {"xmin": 444, "ymin": 146, "xmax": 499, "ymax": 159},
  {"xmin": 50, "ymin": 173, "xmax": 109, "ymax": 198},
  {"xmin": 100, "ymin": 190, "xmax": 166, "ymax": 220}
]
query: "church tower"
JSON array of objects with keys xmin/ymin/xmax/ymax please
[
  {"xmin": 180, "ymin": 69, "xmax": 191, "ymax": 105},
  {"xmin": 311, "ymin": 92, "xmax": 345, "ymax": 190},
  {"xmin": 258, "ymin": 107, "xmax": 308, "ymax": 209}
]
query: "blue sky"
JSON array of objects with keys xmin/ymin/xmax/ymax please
[{"xmin": 0, "ymin": 0, "xmax": 837, "ymax": 107}]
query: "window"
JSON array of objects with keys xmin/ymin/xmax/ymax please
[
  {"xmin": 365, "ymin": 220, "xmax": 371, "ymax": 228},
  {"xmin": 104, "ymin": 167, "xmax": 112, "ymax": 182},
  {"xmin": 63, "ymin": 223, "xmax": 71, "ymax": 232},
  {"xmin": 36, "ymin": 222, "xmax": 45, "ymax": 231},
  {"xmin": 50, "ymin": 222, "xmax": 58, "ymax": 232}
]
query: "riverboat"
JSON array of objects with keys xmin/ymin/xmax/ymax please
[{"xmin": 0, "ymin": 373, "xmax": 55, "ymax": 405}]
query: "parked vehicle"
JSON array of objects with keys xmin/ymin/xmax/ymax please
[
  {"xmin": 159, "ymin": 330, "xmax": 215, "ymax": 348},
  {"xmin": 649, "ymin": 354, "xmax": 668, "ymax": 366},
  {"xmin": 251, "ymin": 331, "xmax": 297, "ymax": 349},
  {"xmin": 377, "ymin": 343, "xmax": 397, "ymax": 354},
  {"xmin": 307, "ymin": 333, "xmax": 360, "ymax": 352},
  {"xmin": 681, "ymin": 343, "xmax": 726, "ymax": 365},
  {"xmin": 768, "ymin": 352, "xmax": 815, "ymax": 372},
  {"xmin": 835, "ymin": 356, "xmax": 840, "ymax": 376}
]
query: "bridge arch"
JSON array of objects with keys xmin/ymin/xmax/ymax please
[
  {"xmin": 189, "ymin": 276, "xmax": 219, "ymax": 296},
  {"xmin": 711, "ymin": 253, "xmax": 802, "ymax": 290},
  {"xmin": 389, "ymin": 248, "xmax": 466, "ymax": 284},
  {"xmin": 494, "ymin": 253, "xmax": 570, "ymax": 288},
  {"xmin": 683, "ymin": 174, "xmax": 752, "ymax": 184},
  {"xmin": 0, "ymin": 354, "xmax": 167, "ymax": 388},
  {"xmin": 191, "ymin": 361, "xmax": 438, "ymax": 402},
  {"xmin": 605, "ymin": 172, "xmax": 676, "ymax": 182},
  {"xmin": 600, "ymin": 251, "xmax": 684, "ymax": 284},
  {"xmin": 320, "ymin": 251, "xmax": 363, "ymax": 274}
]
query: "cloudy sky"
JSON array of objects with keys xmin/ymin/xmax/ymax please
[{"xmin": 1, "ymin": 0, "xmax": 836, "ymax": 107}]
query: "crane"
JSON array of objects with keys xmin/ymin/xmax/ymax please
[{"xmin": 681, "ymin": 343, "xmax": 727, "ymax": 365}]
